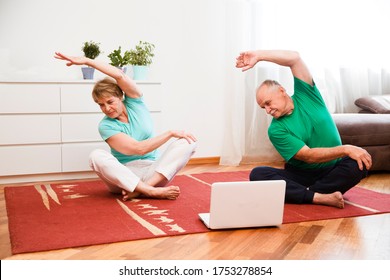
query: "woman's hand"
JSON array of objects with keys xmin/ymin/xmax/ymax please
[
  {"xmin": 54, "ymin": 52, "xmax": 88, "ymax": 67},
  {"xmin": 170, "ymin": 130, "xmax": 197, "ymax": 144}
]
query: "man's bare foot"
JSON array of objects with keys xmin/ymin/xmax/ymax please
[
  {"xmin": 313, "ymin": 191, "xmax": 344, "ymax": 209},
  {"xmin": 122, "ymin": 190, "xmax": 141, "ymax": 201}
]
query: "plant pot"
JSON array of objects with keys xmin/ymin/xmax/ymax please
[
  {"xmin": 132, "ymin": 65, "xmax": 149, "ymax": 80},
  {"xmin": 81, "ymin": 67, "xmax": 95, "ymax": 80},
  {"xmin": 116, "ymin": 66, "xmax": 127, "ymax": 74}
]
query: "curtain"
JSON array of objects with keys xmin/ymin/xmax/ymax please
[
  {"xmin": 219, "ymin": 0, "xmax": 251, "ymax": 166},
  {"xmin": 220, "ymin": 0, "xmax": 390, "ymax": 166}
]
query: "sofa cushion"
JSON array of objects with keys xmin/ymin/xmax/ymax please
[{"xmin": 354, "ymin": 95, "xmax": 390, "ymax": 113}]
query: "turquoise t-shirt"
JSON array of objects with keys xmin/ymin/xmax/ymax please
[
  {"xmin": 98, "ymin": 96, "xmax": 157, "ymax": 164},
  {"xmin": 268, "ymin": 77, "xmax": 342, "ymax": 169}
]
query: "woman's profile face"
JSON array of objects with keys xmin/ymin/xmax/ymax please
[{"xmin": 96, "ymin": 95, "xmax": 124, "ymax": 119}]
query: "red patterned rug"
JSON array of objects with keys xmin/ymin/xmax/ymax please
[{"xmin": 5, "ymin": 171, "xmax": 390, "ymax": 254}]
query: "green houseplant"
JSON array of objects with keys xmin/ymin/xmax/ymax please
[
  {"xmin": 107, "ymin": 46, "xmax": 131, "ymax": 73},
  {"xmin": 128, "ymin": 41, "xmax": 155, "ymax": 80},
  {"xmin": 81, "ymin": 41, "xmax": 101, "ymax": 79},
  {"xmin": 82, "ymin": 41, "xmax": 101, "ymax": 59}
]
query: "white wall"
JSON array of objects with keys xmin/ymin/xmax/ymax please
[{"xmin": 0, "ymin": 0, "xmax": 229, "ymax": 158}]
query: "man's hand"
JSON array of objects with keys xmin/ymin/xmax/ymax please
[
  {"xmin": 235, "ymin": 51, "xmax": 259, "ymax": 72},
  {"xmin": 344, "ymin": 145, "xmax": 372, "ymax": 171}
]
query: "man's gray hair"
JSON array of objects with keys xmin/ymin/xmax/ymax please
[
  {"xmin": 256, "ymin": 79, "xmax": 281, "ymax": 93},
  {"xmin": 260, "ymin": 79, "xmax": 281, "ymax": 87}
]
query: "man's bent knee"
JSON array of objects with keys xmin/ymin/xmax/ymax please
[
  {"xmin": 250, "ymin": 166, "xmax": 276, "ymax": 181},
  {"xmin": 342, "ymin": 157, "xmax": 369, "ymax": 180}
]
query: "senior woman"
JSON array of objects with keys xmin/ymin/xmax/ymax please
[{"xmin": 55, "ymin": 52, "xmax": 197, "ymax": 200}]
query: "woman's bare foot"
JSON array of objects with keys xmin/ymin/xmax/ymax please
[
  {"xmin": 146, "ymin": 185, "xmax": 180, "ymax": 200},
  {"xmin": 313, "ymin": 191, "xmax": 344, "ymax": 209},
  {"xmin": 129, "ymin": 181, "xmax": 181, "ymax": 200},
  {"xmin": 122, "ymin": 190, "xmax": 141, "ymax": 201}
]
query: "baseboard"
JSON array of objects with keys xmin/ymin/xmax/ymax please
[{"xmin": 188, "ymin": 157, "xmax": 220, "ymax": 165}]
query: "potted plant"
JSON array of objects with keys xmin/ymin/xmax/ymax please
[
  {"xmin": 81, "ymin": 40, "xmax": 101, "ymax": 79},
  {"xmin": 128, "ymin": 41, "xmax": 155, "ymax": 80},
  {"xmin": 107, "ymin": 46, "xmax": 131, "ymax": 74}
]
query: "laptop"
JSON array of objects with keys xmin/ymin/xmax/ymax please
[{"xmin": 198, "ymin": 180, "xmax": 286, "ymax": 229}]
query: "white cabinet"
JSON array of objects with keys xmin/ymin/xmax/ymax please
[
  {"xmin": 62, "ymin": 142, "xmax": 109, "ymax": 173},
  {"xmin": 0, "ymin": 145, "xmax": 62, "ymax": 176},
  {"xmin": 0, "ymin": 115, "xmax": 61, "ymax": 145},
  {"xmin": 60, "ymin": 84, "xmax": 98, "ymax": 112},
  {"xmin": 0, "ymin": 84, "xmax": 60, "ymax": 113},
  {"xmin": 61, "ymin": 114, "xmax": 103, "ymax": 142},
  {"xmin": 0, "ymin": 81, "xmax": 162, "ymax": 183}
]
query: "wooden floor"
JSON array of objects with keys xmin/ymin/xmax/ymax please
[{"xmin": 1, "ymin": 162, "xmax": 389, "ymax": 260}]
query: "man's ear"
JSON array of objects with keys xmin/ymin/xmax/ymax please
[{"xmin": 280, "ymin": 86, "xmax": 287, "ymax": 95}]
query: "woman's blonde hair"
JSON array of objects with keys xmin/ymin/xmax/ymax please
[{"xmin": 92, "ymin": 77, "xmax": 124, "ymax": 102}]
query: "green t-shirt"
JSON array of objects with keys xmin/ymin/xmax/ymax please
[
  {"xmin": 98, "ymin": 96, "xmax": 157, "ymax": 164},
  {"xmin": 268, "ymin": 77, "xmax": 341, "ymax": 169}
]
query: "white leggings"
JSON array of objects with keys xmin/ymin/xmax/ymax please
[{"xmin": 89, "ymin": 138, "xmax": 197, "ymax": 193}]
